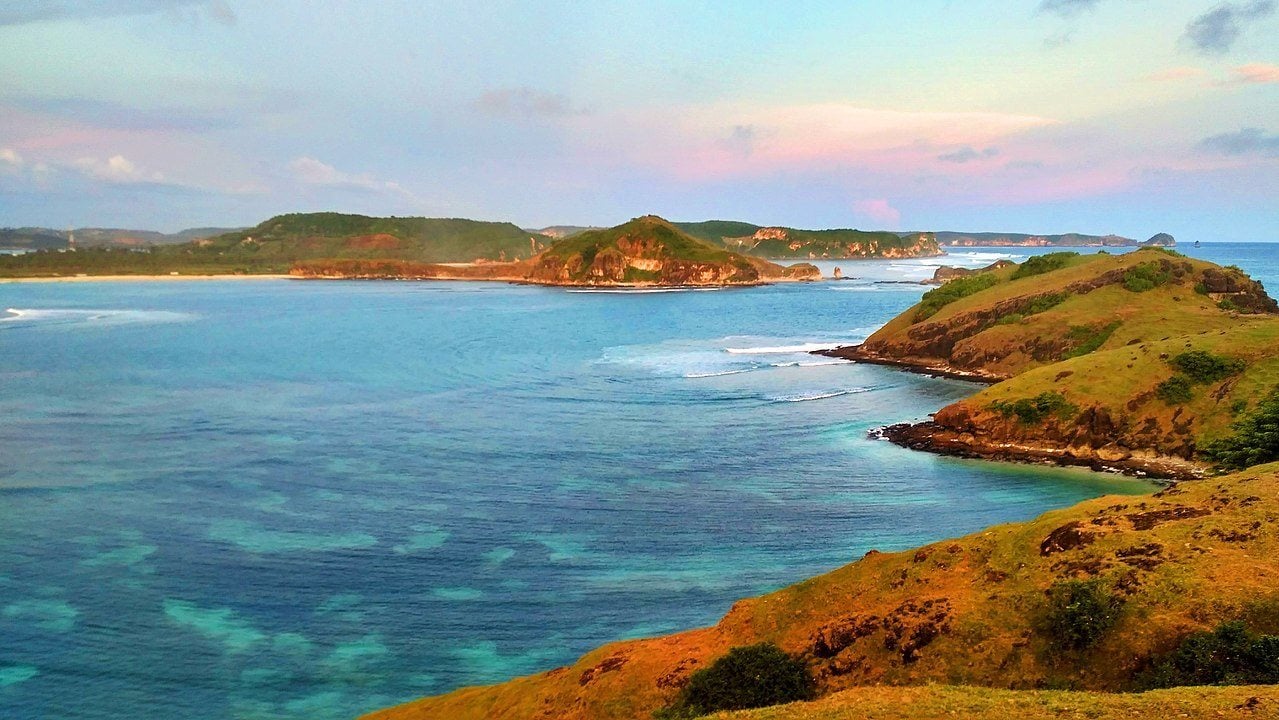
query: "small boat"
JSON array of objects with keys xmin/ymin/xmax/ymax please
[{"xmin": 1194, "ymin": 240, "xmax": 1201, "ymax": 248}]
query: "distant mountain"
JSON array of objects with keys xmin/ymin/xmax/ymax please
[
  {"xmin": 675, "ymin": 221, "xmax": 943, "ymax": 258},
  {"xmin": 525, "ymin": 225, "xmax": 600, "ymax": 239},
  {"xmin": 924, "ymin": 231, "xmax": 1174, "ymax": 248},
  {"xmin": 0, "ymin": 226, "xmax": 243, "ymax": 250}
]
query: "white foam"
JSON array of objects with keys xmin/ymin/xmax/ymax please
[
  {"xmin": 725, "ymin": 342, "xmax": 842, "ymax": 355},
  {"xmin": 0, "ymin": 308, "xmax": 194, "ymax": 326},
  {"xmin": 769, "ymin": 387, "xmax": 874, "ymax": 403},
  {"xmin": 683, "ymin": 369, "xmax": 752, "ymax": 378}
]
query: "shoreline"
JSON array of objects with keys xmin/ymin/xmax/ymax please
[
  {"xmin": 0, "ymin": 274, "xmax": 294, "ymax": 284},
  {"xmin": 814, "ymin": 344, "xmax": 1007, "ymax": 384}
]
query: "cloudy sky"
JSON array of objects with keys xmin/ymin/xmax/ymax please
[{"xmin": 0, "ymin": 1, "xmax": 1275, "ymax": 240}]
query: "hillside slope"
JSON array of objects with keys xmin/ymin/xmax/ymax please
[
  {"xmin": 676, "ymin": 222, "xmax": 942, "ymax": 259},
  {"xmin": 932, "ymin": 231, "xmax": 1174, "ymax": 248},
  {"xmin": 819, "ymin": 249, "xmax": 1279, "ymax": 477},
  {"xmin": 367, "ymin": 463, "xmax": 1279, "ymax": 719}
]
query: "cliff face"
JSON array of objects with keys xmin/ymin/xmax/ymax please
[
  {"xmin": 934, "ymin": 232, "xmax": 1142, "ymax": 247},
  {"xmin": 675, "ymin": 222, "xmax": 944, "ymax": 259},
  {"xmin": 367, "ymin": 464, "xmax": 1279, "ymax": 720}
]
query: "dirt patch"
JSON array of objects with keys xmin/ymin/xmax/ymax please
[
  {"xmin": 1126, "ymin": 505, "xmax": 1211, "ymax": 531},
  {"xmin": 1041, "ymin": 521, "xmax": 1098, "ymax": 556}
]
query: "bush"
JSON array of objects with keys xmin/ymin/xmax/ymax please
[
  {"xmin": 990, "ymin": 392, "xmax": 1077, "ymax": 425},
  {"xmin": 658, "ymin": 643, "xmax": 814, "ymax": 718},
  {"xmin": 915, "ymin": 273, "xmax": 1001, "ymax": 321},
  {"xmin": 1064, "ymin": 321, "xmax": 1121, "ymax": 359},
  {"xmin": 1010, "ymin": 252, "xmax": 1079, "ymax": 280},
  {"xmin": 1155, "ymin": 376, "xmax": 1194, "ymax": 404},
  {"xmin": 1170, "ymin": 350, "xmax": 1245, "ymax": 384},
  {"xmin": 1202, "ymin": 388, "xmax": 1279, "ymax": 470},
  {"xmin": 1041, "ymin": 579, "xmax": 1122, "ymax": 652},
  {"xmin": 1123, "ymin": 262, "xmax": 1171, "ymax": 292},
  {"xmin": 1141, "ymin": 621, "xmax": 1279, "ymax": 688}
]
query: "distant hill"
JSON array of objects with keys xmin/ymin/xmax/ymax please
[
  {"xmin": 294, "ymin": 216, "xmax": 821, "ymax": 286},
  {"xmin": 0, "ymin": 226, "xmax": 242, "ymax": 250},
  {"xmin": 677, "ymin": 221, "xmax": 942, "ymax": 259},
  {"xmin": 525, "ymin": 225, "xmax": 600, "ymax": 239},
  {"xmin": 926, "ymin": 231, "xmax": 1174, "ymax": 248}
]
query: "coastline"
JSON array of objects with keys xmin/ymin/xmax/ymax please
[
  {"xmin": 0, "ymin": 274, "xmax": 294, "ymax": 284},
  {"xmin": 814, "ymin": 344, "xmax": 1006, "ymax": 384}
]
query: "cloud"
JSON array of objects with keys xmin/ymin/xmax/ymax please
[
  {"xmin": 938, "ymin": 146, "xmax": 1000, "ymax": 163},
  {"xmin": 0, "ymin": 1, "xmax": 234, "ymax": 26},
  {"xmin": 1143, "ymin": 66, "xmax": 1205, "ymax": 82},
  {"xmin": 1182, "ymin": 1, "xmax": 1276, "ymax": 55},
  {"xmin": 0, "ymin": 148, "xmax": 22, "ymax": 167},
  {"xmin": 1198, "ymin": 127, "xmax": 1279, "ymax": 157},
  {"xmin": 288, "ymin": 157, "xmax": 417, "ymax": 200},
  {"xmin": 1231, "ymin": 63, "xmax": 1279, "ymax": 83},
  {"xmin": 73, "ymin": 154, "xmax": 163, "ymax": 183},
  {"xmin": 1037, "ymin": 0, "xmax": 1103, "ymax": 16},
  {"xmin": 852, "ymin": 199, "xmax": 901, "ymax": 228},
  {"xmin": 472, "ymin": 88, "xmax": 579, "ymax": 119},
  {"xmin": 718, "ymin": 125, "xmax": 758, "ymax": 158}
]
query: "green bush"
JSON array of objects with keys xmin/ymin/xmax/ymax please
[
  {"xmin": 1141, "ymin": 621, "xmax": 1279, "ymax": 688},
  {"xmin": 1203, "ymin": 388, "xmax": 1279, "ymax": 470},
  {"xmin": 1123, "ymin": 262, "xmax": 1171, "ymax": 292},
  {"xmin": 658, "ymin": 643, "xmax": 814, "ymax": 718},
  {"xmin": 1010, "ymin": 252, "xmax": 1079, "ymax": 280},
  {"xmin": 990, "ymin": 392, "xmax": 1077, "ymax": 425},
  {"xmin": 1064, "ymin": 321, "xmax": 1121, "ymax": 359},
  {"xmin": 1040, "ymin": 579, "xmax": 1122, "ymax": 652},
  {"xmin": 1155, "ymin": 376, "xmax": 1194, "ymax": 404},
  {"xmin": 915, "ymin": 273, "xmax": 1001, "ymax": 321},
  {"xmin": 1170, "ymin": 350, "xmax": 1245, "ymax": 384}
]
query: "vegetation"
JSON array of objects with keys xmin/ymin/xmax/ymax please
[
  {"xmin": 990, "ymin": 392, "xmax": 1077, "ymax": 425},
  {"xmin": 1010, "ymin": 252, "xmax": 1080, "ymax": 281},
  {"xmin": 1063, "ymin": 321, "xmax": 1120, "ymax": 359},
  {"xmin": 1123, "ymin": 262, "xmax": 1172, "ymax": 292},
  {"xmin": 1141, "ymin": 621, "xmax": 1279, "ymax": 689},
  {"xmin": 674, "ymin": 222, "xmax": 941, "ymax": 259},
  {"xmin": 1040, "ymin": 580, "xmax": 1122, "ymax": 652},
  {"xmin": 915, "ymin": 273, "xmax": 1002, "ymax": 320},
  {"xmin": 658, "ymin": 644, "xmax": 814, "ymax": 718},
  {"xmin": 1169, "ymin": 350, "xmax": 1246, "ymax": 385},
  {"xmin": 1155, "ymin": 376, "xmax": 1195, "ymax": 405},
  {"xmin": 1203, "ymin": 389, "xmax": 1279, "ymax": 470}
]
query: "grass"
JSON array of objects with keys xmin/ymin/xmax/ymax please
[
  {"xmin": 674, "ymin": 222, "xmax": 941, "ymax": 259},
  {"xmin": 915, "ymin": 273, "xmax": 1002, "ymax": 320}
]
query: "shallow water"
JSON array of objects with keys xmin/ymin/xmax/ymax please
[{"xmin": 0, "ymin": 243, "xmax": 1273, "ymax": 719}]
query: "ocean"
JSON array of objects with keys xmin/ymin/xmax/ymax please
[{"xmin": 0, "ymin": 243, "xmax": 1274, "ymax": 719}]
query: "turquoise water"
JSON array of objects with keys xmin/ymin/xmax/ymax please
[{"xmin": 0, "ymin": 244, "xmax": 1272, "ymax": 719}]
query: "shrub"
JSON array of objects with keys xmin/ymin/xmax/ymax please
[
  {"xmin": 1155, "ymin": 376, "xmax": 1194, "ymax": 404},
  {"xmin": 1010, "ymin": 252, "xmax": 1079, "ymax": 280},
  {"xmin": 1141, "ymin": 621, "xmax": 1279, "ymax": 689},
  {"xmin": 1123, "ymin": 262, "xmax": 1171, "ymax": 292},
  {"xmin": 1169, "ymin": 350, "xmax": 1245, "ymax": 384},
  {"xmin": 1202, "ymin": 388, "xmax": 1279, "ymax": 470},
  {"xmin": 915, "ymin": 273, "xmax": 1001, "ymax": 321},
  {"xmin": 990, "ymin": 392, "xmax": 1077, "ymax": 425},
  {"xmin": 658, "ymin": 643, "xmax": 814, "ymax": 718},
  {"xmin": 1064, "ymin": 321, "xmax": 1121, "ymax": 359},
  {"xmin": 1041, "ymin": 579, "xmax": 1122, "ymax": 652}
]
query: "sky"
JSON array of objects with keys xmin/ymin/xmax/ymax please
[{"xmin": 0, "ymin": 1, "xmax": 1275, "ymax": 241}]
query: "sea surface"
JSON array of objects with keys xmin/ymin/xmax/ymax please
[{"xmin": 0, "ymin": 243, "xmax": 1274, "ymax": 719}]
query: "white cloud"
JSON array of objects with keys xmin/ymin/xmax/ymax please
[
  {"xmin": 288, "ymin": 156, "xmax": 416, "ymax": 201},
  {"xmin": 73, "ymin": 154, "xmax": 163, "ymax": 183},
  {"xmin": 0, "ymin": 148, "xmax": 22, "ymax": 172}
]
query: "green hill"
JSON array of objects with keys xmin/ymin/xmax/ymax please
[
  {"xmin": 931, "ymin": 231, "xmax": 1171, "ymax": 248},
  {"xmin": 0, "ymin": 213, "xmax": 551, "ymax": 277},
  {"xmin": 675, "ymin": 222, "xmax": 942, "ymax": 259}
]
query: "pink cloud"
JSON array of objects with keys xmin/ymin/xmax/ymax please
[
  {"xmin": 1232, "ymin": 63, "xmax": 1279, "ymax": 84},
  {"xmin": 852, "ymin": 199, "xmax": 901, "ymax": 228}
]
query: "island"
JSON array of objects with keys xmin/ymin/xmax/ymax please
[{"xmin": 366, "ymin": 248, "xmax": 1279, "ymax": 720}]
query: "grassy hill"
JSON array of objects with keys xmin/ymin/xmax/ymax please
[
  {"xmin": 0, "ymin": 213, "xmax": 550, "ymax": 277},
  {"xmin": 367, "ymin": 462, "xmax": 1279, "ymax": 719},
  {"xmin": 0, "ymin": 226, "xmax": 240, "ymax": 250},
  {"xmin": 826, "ymin": 248, "xmax": 1279, "ymax": 477},
  {"xmin": 675, "ymin": 222, "xmax": 942, "ymax": 259}
]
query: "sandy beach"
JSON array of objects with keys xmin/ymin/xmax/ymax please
[{"xmin": 0, "ymin": 274, "xmax": 294, "ymax": 284}]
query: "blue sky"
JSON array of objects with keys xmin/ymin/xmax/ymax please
[{"xmin": 0, "ymin": 1, "xmax": 1275, "ymax": 240}]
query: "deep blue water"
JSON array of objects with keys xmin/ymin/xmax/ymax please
[{"xmin": 0, "ymin": 243, "xmax": 1273, "ymax": 719}]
